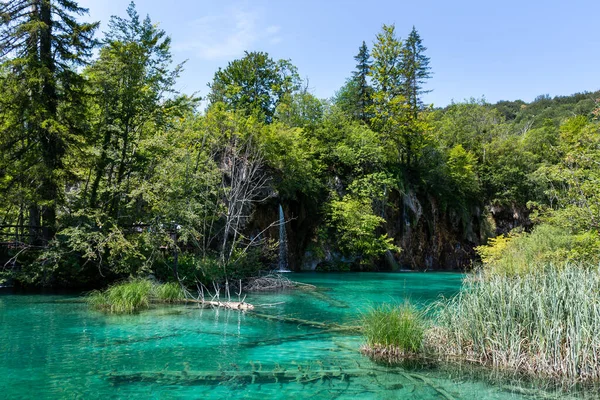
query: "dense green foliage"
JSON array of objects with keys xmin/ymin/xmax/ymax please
[
  {"xmin": 477, "ymin": 225, "xmax": 600, "ymax": 276},
  {"xmin": 208, "ymin": 51, "xmax": 300, "ymax": 123},
  {"xmin": 1, "ymin": 0, "xmax": 599, "ymax": 288}
]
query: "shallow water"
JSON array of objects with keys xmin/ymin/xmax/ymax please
[{"xmin": 0, "ymin": 272, "xmax": 575, "ymax": 399}]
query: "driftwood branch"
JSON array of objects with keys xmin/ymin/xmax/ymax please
[
  {"xmin": 181, "ymin": 298, "xmax": 254, "ymax": 311},
  {"xmin": 244, "ymin": 273, "xmax": 315, "ymax": 292}
]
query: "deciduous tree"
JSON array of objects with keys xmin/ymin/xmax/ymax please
[{"xmin": 208, "ymin": 51, "xmax": 300, "ymax": 124}]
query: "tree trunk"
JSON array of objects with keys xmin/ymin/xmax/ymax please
[
  {"xmin": 89, "ymin": 127, "xmax": 112, "ymax": 208},
  {"xmin": 28, "ymin": 205, "xmax": 40, "ymax": 245},
  {"xmin": 38, "ymin": 0, "xmax": 59, "ymax": 241}
]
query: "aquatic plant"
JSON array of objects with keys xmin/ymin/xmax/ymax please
[
  {"xmin": 154, "ymin": 282, "xmax": 185, "ymax": 302},
  {"xmin": 87, "ymin": 279, "xmax": 153, "ymax": 313},
  {"xmin": 433, "ymin": 263, "xmax": 600, "ymax": 382},
  {"xmin": 361, "ymin": 302, "xmax": 426, "ymax": 358},
  {"xmin": 87, "ymin": 279, "xmax": 184, "ymax": 313}
]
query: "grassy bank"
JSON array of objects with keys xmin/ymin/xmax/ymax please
[
  {"xmin": 87, "ymin": 279, "xmax": 185, "ymax": 313},
  {"xmin": 434, "ymin": 264, "xmax": 600, "ymax": 382},
  {"xmin": 361, "ymin": 263, "xmax": 600, "ymax": 384}
]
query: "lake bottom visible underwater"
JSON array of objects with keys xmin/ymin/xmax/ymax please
[{"xmin": 1, "ymin": 272, "xmax": 593, "ymax": 399}]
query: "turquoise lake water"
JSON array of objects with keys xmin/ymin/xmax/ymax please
[{"xmin": 0, "ymin": 273, "xmax": 578, "ymax": 399}]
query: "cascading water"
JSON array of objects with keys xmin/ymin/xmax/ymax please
[{"xmin": 277, "ymin": 204, "xmax": 290, "ymax": 272}]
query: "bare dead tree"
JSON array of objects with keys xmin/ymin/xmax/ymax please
[
  {"xmin": 520, "ymin": 119, "xmax": 534, "ymax": 136},
  {"xmin": 217, "ymin": 134, "xmax": 275, "ymax": 273}
]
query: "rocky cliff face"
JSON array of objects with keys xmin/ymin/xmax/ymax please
[
  {"xmin": 383, "ymin": 194, "xmax": 530, "ymax": 271},
  {"xmin": 250, "ymin": 191, "xmax": 529, "ymax": 272}
]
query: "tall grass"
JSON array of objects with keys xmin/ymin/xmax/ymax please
[
  {"xmin": 87, "ymin": 279, "xmax": 184, "ymax": 313},
  {"xmin": 434, "ymin": 264, "xmax": 600, "ymax": 382},
  {"xmin": 361, "ymin": 303, "xmax": 426, "ymax": 356},
  {"xmin": 154, "ymin": 282, "xmax": 185, "ymax": 302}
]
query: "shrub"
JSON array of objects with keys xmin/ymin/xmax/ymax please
[
  {"xmin": 164, "ymin": 251, "xmax": 271, "ymax": 287},
  {"xmin": 476, "ymin": 224, "xmax": 600, "ymax": 276}
]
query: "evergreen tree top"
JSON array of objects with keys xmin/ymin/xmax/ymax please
[{"xmin": 0, "ymin": 0, "xmax": 98, "ymax": 64}]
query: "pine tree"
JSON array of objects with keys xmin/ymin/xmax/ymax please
[
  {"xmin": 369, "ymin": 24, "xmax": 411, "ymax": 164},
  {"xmin": 352, "ymin": 41, "xmax": 373, "ymax": 122},
  {"xmin": 0, "ymin": 0, "xmax": 97, "ymax": 241},
  {"xmin": 401, "ymin": 26, "xmax": 431, "ymax": 119}
]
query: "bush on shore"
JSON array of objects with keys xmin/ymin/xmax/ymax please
[
  {"xmin": 361, "ymin": 263, "xmax": 600, "ymax": 384},
  {"xmin": 476, "ymin": 224, "xmax": 600, "ymax": 276}
]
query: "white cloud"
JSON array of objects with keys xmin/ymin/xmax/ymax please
[
  {"xmin": 175, "ymin": 3, "xmax": 282, "ymax": 61},
  {"xmin": 265, "ymin": 25, "xmax": 281, "ymax": 35}
]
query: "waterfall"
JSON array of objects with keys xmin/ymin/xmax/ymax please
[{"xmin": 277, "ymin": 204, "xmax": 290, "ymax": 272}]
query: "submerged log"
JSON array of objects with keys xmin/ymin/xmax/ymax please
[
  {"xmin": 107, "ymin": 364, "xmax": 491, "ymax": 397},
  {"xmin": 409, "ymin": 372, "xmax": 457, "ymax": 400},
  {"xmin": 241, "ymin": 331, "xmax": 335, "ymax": 348},
  {"xmin": 301, "ymin": 289, "xmax": 349, "ymax": 308},
  {"xmin": 96, "ymin": 333, "xmax": 181, "ymax": 348},
  {"xmin": 106, "ymin": 365, "xmax": 467, "ymax": 395},
  {"xmin": 500, "ymin": 385, "xmax": 580, "ymax": 400},
  {"xmin": 246, "ymin": 311, "xmax": 361, "ymax": 332},
  {"xmin": 107, "ymin": 367, "xmax": 392, "ymax": 387}
]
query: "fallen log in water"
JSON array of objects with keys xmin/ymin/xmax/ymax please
[
  {"xmin": 301, "ymin": 289, "xmax": 349, "ymax": 308},
  {"xmin": 185, "ymin": 300, "xmax": 355, "ymax": 330},
  {"xmin": 408, "ymin": 372, "xmax": 457, "ymax": 400},
  {"xmin": 246, "ymin": 311, "xmax": 361, "ymax": 332},
  {"xmin": 105, "ymin": 366, "xmax": 575, "ymax": 398},
  {"xmin": 500, "ymin": 385, "xmax": 580, "ymax": 400},
  {"xmin": 241, "ymin": 331, "xmax": 336, "ymax": 348},
  {"xmin": 96, "ymin": 333, "xmax": 181, "ymax": 348},
  {"xmin": 109, "ymin": 363, "xmax": 518, "ymax": 397}
]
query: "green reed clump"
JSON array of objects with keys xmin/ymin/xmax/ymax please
[
  {"xmin": 154, "ymin": 282, "xmax": 185, "ymax": 302},
  {"xmin": 86, "ymin": 290, "xmax": 109, "ymax": 310},
  {"xmin": 434, "ymin": 263, "xmax": 600, "ymax": 382},
  {"xmin": 361, "ymin": 303, "xmax": 426, "ymax": 354},
  {"xmin": 87, "ymin": 279, "xmax": 184, "ymax": 313}
]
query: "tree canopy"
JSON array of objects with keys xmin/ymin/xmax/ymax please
[
  {"xmin": 0, "ymin": 2, "xmax": 598, "ymax": 288},
  {"xmin": 208, "ymin": 51, "xmax": 301, "ymax": 123}
]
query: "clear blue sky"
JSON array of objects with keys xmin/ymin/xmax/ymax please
[{"xmin": 78, "ymin": 0, "xmax": 600, "ymax": 106}]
